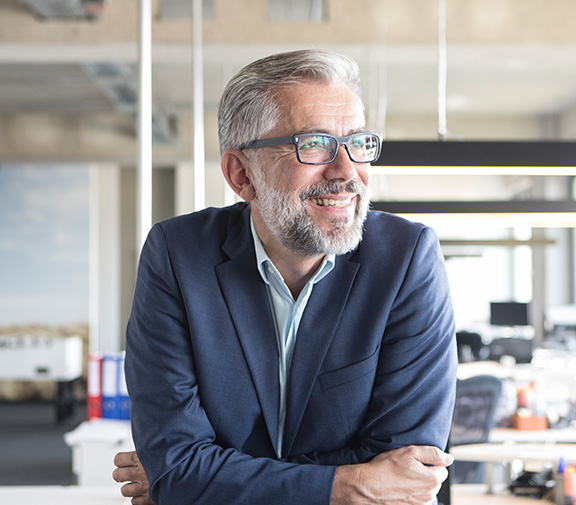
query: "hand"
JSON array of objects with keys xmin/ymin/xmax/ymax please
[
  {"xmin": 331, "ymin": 445, "xmax": 453, "ymax": 505},
  {"xmin": 112, "ymin": 451, "xmax": 155, "ymax": 505}
]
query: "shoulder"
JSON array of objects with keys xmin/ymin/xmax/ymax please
[
  {"xmin": 350, "ymin": 210, "xmax": 442, "ymax": 272},
  {"xmin": 159, "ymin": 202, "xmax": 249, "ymax": 235},
  {"xmin": 361, "ymin": 210, "xmax": 436, "ymax": 249},
  {"xmin": 364, "ymin": 209, "xmax": 425, "ymax": 232},
  {"xmin": 143, "ymin": 202, "xmax": 251, "ymax": 259}
]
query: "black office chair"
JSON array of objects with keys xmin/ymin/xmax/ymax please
[
  {"xmin": 488, "ymin": 337, "xmax": 533, "ymax": 364},
  {"xmin": 456, "ymin": 331, "xmax": 486, "ymax": 362},
  {"xmin": 438, "ymin": 374, "xmax": 503, "ymax": 505}
]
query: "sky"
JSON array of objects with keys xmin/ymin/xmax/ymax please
[{"xmin": 0, "ymin": 164, "xmax": 89, "ymax": 326}]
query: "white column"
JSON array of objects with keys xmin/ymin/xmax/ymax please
[
  {"xmin": 89, "ymin": 164, "xmax": 121, "ymax": 353},
  {"xmin": 137, "ymin": 0, "xmax": 153, "ymax": 253},
  {"xmin": 175, "ymin": 161, "xmax": 195, "ymax": 216},
  {"xmin": 192, "ymin": 0, "xmax": 205, "ymax": 210}
]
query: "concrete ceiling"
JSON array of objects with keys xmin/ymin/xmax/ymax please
[
  {"xmin": 2, "ymin": 0, "xmax": 576, "ymax": 158},
  {"xmin": 4, "ymin": 44, "xmax": 576, "ymax": 115}
]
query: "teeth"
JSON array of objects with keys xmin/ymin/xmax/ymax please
[{"xmin": 311, "ymin": 197, "xmax": 352, "ymax": 207}]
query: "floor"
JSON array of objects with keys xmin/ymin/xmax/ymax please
[{"xmin": 0, "ymin": 401, "xmax": 86, "ymax": 486}]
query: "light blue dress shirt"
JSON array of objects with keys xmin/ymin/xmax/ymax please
[{"xmin": 250, "ymin": 218, "xmax": 335, "ymax": 457}]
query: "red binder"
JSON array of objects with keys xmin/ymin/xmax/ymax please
[{"xmin": 87, "ymin": 353, "xmax": 103, "ymax": 419}]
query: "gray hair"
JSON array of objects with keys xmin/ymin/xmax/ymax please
[{"xmin": 217, "ymin": 49, "xmax": 363, "ymax": 155}]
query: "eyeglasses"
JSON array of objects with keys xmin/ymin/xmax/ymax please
[{"xmin": 240, "ymin": 132, "xmax": 383, "ymax": 165}]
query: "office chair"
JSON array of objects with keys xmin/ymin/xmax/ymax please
[
  {"xmin": 438, "ymin": 374, "xmax": 503, "ymax": 505},
  {"xmin": 488, "ymin": 337, "xmax": 534, "ymax": 364},
  {"xmin": 456, "ymin": 331, "xmax": 486, "ymax": 362}
]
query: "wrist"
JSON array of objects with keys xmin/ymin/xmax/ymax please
[{"xmin": 331, "ymin": 463, "xmax": 365, "ymax": 505}]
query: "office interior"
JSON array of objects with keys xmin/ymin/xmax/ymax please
[{"xmin": 1, "ymin": 1, "xmax": 576, "ymax": 504}]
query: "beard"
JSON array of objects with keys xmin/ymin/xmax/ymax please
[{"xmin": 252, "ymin": 173, "xmax": 370, "ymax": 257}]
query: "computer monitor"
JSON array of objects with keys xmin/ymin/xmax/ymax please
[{"xmin": 489, "ymin": 301, "xmax": 529, "ymax": 326}]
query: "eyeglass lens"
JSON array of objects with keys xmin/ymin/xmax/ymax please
[{"xmin": 296, "ymin": 134, "xmax": 380, "ymax": 164}]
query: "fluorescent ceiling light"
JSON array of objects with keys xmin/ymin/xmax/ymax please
[
  {"xmin": 392, "ymin": 212, "xmax": 576, "ymax": 228},
  {"xmin": 372, "ymin": 200, "xmax": 576, "ymax": 228}
]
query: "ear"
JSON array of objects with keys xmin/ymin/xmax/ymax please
[{"xmin": 221, "ymin": 149, "xmax": 256, "ymax": 201}]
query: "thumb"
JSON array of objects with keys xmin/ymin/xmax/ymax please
[{"xmin": 415, "ymin": 446, "xmax": 454, "ymax": 467}]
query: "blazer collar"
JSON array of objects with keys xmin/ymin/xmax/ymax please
[{"xmin": 215, "ymin": 205, "xmax": 280, "ymax": 454}]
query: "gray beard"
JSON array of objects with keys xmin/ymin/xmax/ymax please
[{"xmin": 253, "ymin": 177, "xmax": 370, "ymax": 257}]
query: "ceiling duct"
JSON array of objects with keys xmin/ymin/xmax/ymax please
[
  {"xmin": 83, "ymin": 63, "xmax": 135, "ymax": 113},
  {"xmin": 268, "ymin": 0, "xmax": 326, "ymax": 21},
  {"xmin": 160, "ymin": 0, "xmax": 213, "ymax": 19},
  {"xmin": 83, "ymin": 63, "xmax": 177, "ymax": 145},
  {"xmin": 19, "ymin": 0, "xmax": 107, "ymax": 20}
]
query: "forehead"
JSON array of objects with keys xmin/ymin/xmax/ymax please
[{"xmin": 271, "ymin": 81, "xmax": 365, "ymax": 135}]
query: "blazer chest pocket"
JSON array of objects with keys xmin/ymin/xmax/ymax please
[{"xmin": 318, "ymin": 346, "xmax": 380, "ymax": 391}]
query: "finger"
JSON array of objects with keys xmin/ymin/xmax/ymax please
[
  {"xmin": 114, "ymin": 451, "xmax": 140, "ymax": 467},
  {"xmin": 427, "ymin": 464, "xmax": 449, "ymax": 484},
  {"xmin": 415, "ymin": 458, "xmax": 449, "ymax": 486},
  {"xmin": 113, "ymin": 466, "xmax": 144, "ymax": 484},
  {"xmin": 411, "ymin": 445, "xmax": 454, "ymax": 467},
  {"xmin": 131, "ymin": 496, "xmax": 155, "ymax": 505},
  {"xmin": 120, "ymin": 481, "xmax": 149, "ymax": 498}
]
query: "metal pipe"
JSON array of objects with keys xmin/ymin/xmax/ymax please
[
  {"xmin": 137, "ymin": 0, "xmax": 152, "ymax": 252},
  {"xmin": 192, "ymin": 0, "xmax": 205, "ymax": 210},
  {"xmin": 438, "ymin": 0, "xmax": 448, "ymax": 140}
]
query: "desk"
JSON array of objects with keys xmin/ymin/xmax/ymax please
[
  {"xmin": 451, "ymin": 442, "xmax": 576, "ymax": 465},
  {"xmin": 491, "ymin": 427, "xmax": 576, "ymax": 443},
  {"xmin": 451, "ymin": 442, "xmax": 576, "ymax": 493},
  {"xmin": 0, "ymin": 486, "xmax": 129, "ymax": 505},
  {"xmin": 0, "ymin": 484, "xmax": 544, "ymax": 505},
  {"xmin": 0, "ymin": 335, "xmax": 83, "ymax": 422},
  {"xmin": 451, "ymin": 484, "xmax": 547, "ymax": 505},
  {"xmin": 64, "ymin": 419, "xmax": 134, "ymax": 485}
]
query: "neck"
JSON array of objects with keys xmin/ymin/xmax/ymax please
[
  {"xmin": 269, "ymin": 248, "xmax": 325, "ymax": 300},
  {"xmin": 253, "ymin": 215, "xmax": 324, "ymax": 299}
]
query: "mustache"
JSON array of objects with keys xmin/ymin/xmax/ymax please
[{"xmin": 298, "ymin": 179, "xmax": 367, "ymax": 202}]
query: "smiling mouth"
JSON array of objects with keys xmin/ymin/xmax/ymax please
[{"xmin": 309, "ymin": 197, "xmax": 353, "ymax": 208}]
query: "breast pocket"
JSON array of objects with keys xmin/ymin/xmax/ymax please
[{"xmin": 318, "ymin": 346, "xmax": 380, "ymax": 391}]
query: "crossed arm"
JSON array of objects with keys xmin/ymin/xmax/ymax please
[{"xmin": 114, "ymin": 445, "xmax": 453, "ymax": 505}]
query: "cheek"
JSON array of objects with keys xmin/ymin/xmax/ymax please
[
  {"xmin": 288, "ymin": 174, "xmax": 319, "ymax": 198},
  {"xmin": 270, "ymin": 160, "xmax": 307, "ymax": 189},
  {"xmin": 358, "ymin": 167, "xmax": 372, "ymax": 188}
]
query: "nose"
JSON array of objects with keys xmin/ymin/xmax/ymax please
[{"xmin": 323, "ymin": 145, "xmax": 359, "ymax": 182}]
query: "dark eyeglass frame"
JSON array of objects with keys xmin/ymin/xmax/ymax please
[{"xmin": 239, "ymin": 132, "xmax": 384, "ymax": 165}]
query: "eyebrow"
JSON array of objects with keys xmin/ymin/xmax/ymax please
[{"xmin": 293, "ymin": 127, "xmax": 367, "ymax": 136}]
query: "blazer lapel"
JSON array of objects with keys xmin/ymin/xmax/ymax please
[
  {"xmin": 282, "ymin": 257, "xmax": 360, "ymax": 457},
  {"xmin": 215, "ymin": 208, "xmax": 280, "ymax": 455}
]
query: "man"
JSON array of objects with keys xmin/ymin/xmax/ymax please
[{"xmin": 114, "ymin": 49, "xmax": 457, "ymax": 505}]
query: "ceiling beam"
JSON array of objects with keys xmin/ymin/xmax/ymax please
[
  {"xmin": 372, "ymin": 200, "xmax": 576, "ymax": 214},
  {"xmin": 375, "ymin": 140, "xmax": 576, "ymax": 167}
]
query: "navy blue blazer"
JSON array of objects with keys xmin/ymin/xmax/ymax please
[{"xmin": 126, "ymin": 202, "xmax": 457, "ymax": 505}]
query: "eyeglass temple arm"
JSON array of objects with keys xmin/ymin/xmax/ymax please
[{"xmin": 240, "ymin": 136, "xmax": 294, "ymax": 150}]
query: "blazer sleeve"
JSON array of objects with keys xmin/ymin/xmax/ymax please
[
  {"xmin": 288, "ymin": 225, "xmax": 458, "ymax": 466},
  {"xmin": 126, "ymin": 224, "xmax": 336, "ymax": 505}
]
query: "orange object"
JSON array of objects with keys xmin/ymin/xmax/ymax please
[
  {"xmin": 512, "ymin": 413, "xmax": 548, "ymax": 430},
  {"xmin": 565, "ymin": 466, "xmax": 576, "ymax": 499},
  {"xmin": 517, "ymin": 386, "xmax": 529, "ymax": 408}
]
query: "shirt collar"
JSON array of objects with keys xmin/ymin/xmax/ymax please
[{"xmin": 250, "ymin": 216, "xmax": 335, "ymax": 286}]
